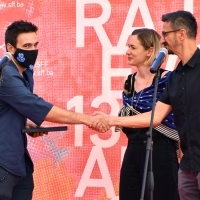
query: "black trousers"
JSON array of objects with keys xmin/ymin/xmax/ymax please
[
  {"xmin": 119, "ymin": 139, "xmax": 180, "ymax": 200},
  {"xmin": 0, "ymin": 166, "xmax": 34, "ymax": 200}
]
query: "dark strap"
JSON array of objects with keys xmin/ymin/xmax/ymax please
[
  {"xmin": 124, "ymin": 73, "xmax": 136, "ymax": 96},
  {"xmin": 124, "ymin": 69, "xmax": 166, "ymax": 96}
]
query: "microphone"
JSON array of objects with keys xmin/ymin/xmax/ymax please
[
  {"xmin": 150, "ymin": 48, "xmax": 168, "ymax": 74},
  {"xmin": 0, "ymin": 52, "xmax": 12, "ymax": 70}
]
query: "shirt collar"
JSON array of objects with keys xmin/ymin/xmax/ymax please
[{"xmin": 176, "ymin": 47, "xmax": 200, "ymax": 71}]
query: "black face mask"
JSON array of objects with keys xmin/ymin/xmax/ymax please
[{"xmin": 13, "ymin": 48, "xmax": 38, "ymax": 69}]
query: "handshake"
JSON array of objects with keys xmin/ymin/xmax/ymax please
[{"xmin": 87, "ymin": 111, "xmax": 113, "ymax": 133}]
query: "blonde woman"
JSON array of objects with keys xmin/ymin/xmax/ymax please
[{"xmin": 117, "ymin": 28, "xmax": 179, "ymax": 200}]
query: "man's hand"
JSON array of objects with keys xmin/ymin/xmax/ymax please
[
  {"xmin": 88, "ymin": 111, "xmax": 111, "ymax": 132},
  {"xmin": 25, "ymin": 121, "xmax": 48, "ymax": 138},
  {"xmin": 27, "ymin": 131, "xmax": 48, "ymax": 138}
]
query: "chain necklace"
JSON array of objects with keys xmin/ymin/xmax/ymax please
[
  {"xmin": 132, "ymin": 89, "xmax": 144, "ymax": 109},
  {"xmin": 132, "ymin": 73, "xmax": 153, "ymax": 109}
]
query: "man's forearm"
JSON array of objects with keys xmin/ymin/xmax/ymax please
[
  {"xmin": 45, "ymin": 106, "xmax": 91, "ymax": 125},
  {"xmin": 110, "ymin": 101, "xmax": 172, "ymax": 129},
  {"xmin": 111, "ymin": 111, "xmax": 161, "ymax": 128}
]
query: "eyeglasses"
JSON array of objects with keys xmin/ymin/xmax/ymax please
[{"xmin": 162, "ymin": 29, "xmax": 180, "ymax": 37}]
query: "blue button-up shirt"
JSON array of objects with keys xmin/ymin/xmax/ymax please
[{"xmin": 0, "ymin": 61, "xmax": 53, "ymax": 176}]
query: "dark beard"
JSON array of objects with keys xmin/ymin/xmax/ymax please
[
  {"xmin": 162, "ymin": 41, "xmax": 174, "ymax": 55},
  {"xmin": 167, "ymin": 49, "xmax": 175, "ymax": 55}
]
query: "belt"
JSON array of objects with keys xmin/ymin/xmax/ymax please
[{"xmin": 128, "ymin": 138, "xmax": 174, "ymax": 146}]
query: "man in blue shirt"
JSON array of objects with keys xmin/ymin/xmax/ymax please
[{"xmin": 0, "ymin": 20, "xmax": 109, "ymax": 200}]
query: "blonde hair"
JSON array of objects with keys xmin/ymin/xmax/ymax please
[{"xmin": 131, "ymin": 28, "xmax": 161, "ymax": 66}]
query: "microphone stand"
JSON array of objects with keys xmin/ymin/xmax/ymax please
[{"xmin": 140, "ymin": 69, "xmax": 161, "ymax": 200}]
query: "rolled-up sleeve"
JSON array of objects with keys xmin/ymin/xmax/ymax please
[{"xmin": 159, "ymin": 79, "xmax": 171, "ymax": 105}]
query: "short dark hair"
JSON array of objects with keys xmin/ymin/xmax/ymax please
[
  {"xmin": 5, "ymin": 20, "xmax": 38, "ymax": 48},
  {"xmin": 162, "ymin": 10, "xmax": 197, "ymax": 39}
]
